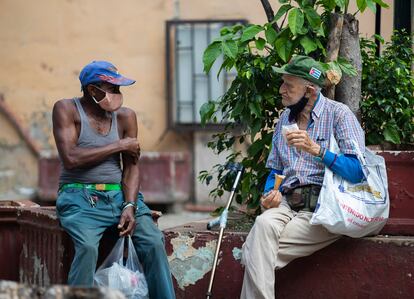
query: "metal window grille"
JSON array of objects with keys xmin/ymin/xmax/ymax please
[{"xmin": 166, "ymin": 20, "xmax": 245, "ymax": 130}]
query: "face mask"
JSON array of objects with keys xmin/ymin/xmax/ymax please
[
  {"xmin": 91, "ymin": 86, "xmax": 123, "ymax": 112},
  {"xmin": 288, "ymin": 95, "xmax": 308, "ymax": 122}
]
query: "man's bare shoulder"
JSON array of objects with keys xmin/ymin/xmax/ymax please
[
  {"xmin": 53, "ymin": 98, "xmax": 76, "ymax": 114},
  {"xmin": 117, "ymin": 107, "xmax": 137, "ymax": 123}
]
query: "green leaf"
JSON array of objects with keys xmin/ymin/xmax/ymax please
[
  {"xmin": 317, "ymin": 23, "xmax": 325, "ymax": 37},
  {"xmin": 247, "ymin": 135, "xmax": 264, "ymax": 156},
  {"xmin": 337, "ymin": 57, "xmax": 358, "ymax": 76},
  {"xmin": 265, "ymin": 26, "xmax": 277, "ymax": 45},
  {"xmin": 300, "ymin": 36, "xmax": 318, "ymax": 54},
  {"xmin": 240, "ymin": 25, "xmax": 263, "ymax": 42},
  {"xmin": 288, "ymin": 8, "xmax": 304, "ymax": 36},
  {"xmin": 383, "ymin": 126, "xmax": 401, "ymax": 144},
  {"xmin": 222, "ymin": 40, "xmax": 238, "ymax": 59},
  {"xmin": 274, "ymin": 4, "xmax": 292, "ymax": 22},
  {"xmin": 304, "ymin": 7, "xmax": 321, "ymax": 29},
  {"xmin": 373, "ymin": 0, "xmax": 389, "ymax": 8},
  {"xmin": 255, "ymin": 37, "xmax": 266, "ymax": 50},
  {"xmin": 335, "ymin": 0, "xmax": 346, "ymax": 11},
  {"xmin": 366, "ymin": 0, "xmax": 376, "ymax": 13},
  {"xmin": 320, "ymin": 0, "xmax": 337, "ymax": 11},
  {"xmin": 252, "ymin": 119, "xmax": 262, "ymax": 139},
  {"xmin": 357, "ymin": 0, "xmax": 367, "ymax": 12},
  {"xmin": 275, "ymin": 36, "xmax": 293, "ymax": 62},
  {"xmin": 249, "ymin": 101, "xmax": 261, "ymax": 117},
  {"xmin": 203, "ymin": 41, "xmax": 222, "ymax": 73},
  {"xmin": 199, "ymin": 101, "xmax": 216, "ymax": 126}
]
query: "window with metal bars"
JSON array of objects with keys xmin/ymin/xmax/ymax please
[{"xmin": 166, "ymin": 20, "xmax": 245, "ymax": 130}]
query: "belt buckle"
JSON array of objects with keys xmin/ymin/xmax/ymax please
[{"xmin": 95, "ymin": 184, "xmax": 106, "ymax": 191}]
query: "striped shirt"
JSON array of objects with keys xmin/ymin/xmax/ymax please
[{"xmin": 266, "ymin": 93, "xmax": 365, "ymax": 193}]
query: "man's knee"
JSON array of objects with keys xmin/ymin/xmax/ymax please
[
  {"xmin": 254, "ymin": 213, "xmax": 284, "ymax": 239},
  {"xmin": 76, "ymin": 241, "xmax": 99, "ymax": 259}
]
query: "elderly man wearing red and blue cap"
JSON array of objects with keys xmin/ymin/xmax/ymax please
[
  {"xmin": 240, "ymin": 56, "xmax": 366, "ymax": 299},
  {"xmin": 52, "ymin": 61, "xmax": 175, "ymax": 298}
]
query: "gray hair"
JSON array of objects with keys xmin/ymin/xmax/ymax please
[{"xmin": 298, "ymin": 77, "xmax": 322, "ymax": 94}]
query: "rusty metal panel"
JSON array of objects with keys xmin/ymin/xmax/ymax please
[
  {"xmin": 0, "ymin": 200, "xmax": 39, "ymax": 282},
  {"xmin": 164, "ymin": 221, "xmax": 414, "ymax": 299},
  {"xmin": 17, "ymin": 207, "xmax": 73, "ymax": 286},
  {"xmin": 37, "ymin": 152, "xmax": 191, "ymax": 205},
  {"xmin": 378, "ymin": 151, "xmax": 414, "ymax": 235},
  {"xmin": 17, "ymin": 207, "xmax": 161, "ymax": 286},
  {"xmin": 164, "ymin": 221, "xmax": 246, "ymax": 299}
]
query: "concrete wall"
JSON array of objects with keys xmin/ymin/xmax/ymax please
[{"xmin": 0, "ymin": 0, "xmax": 393, "ymax": 200}]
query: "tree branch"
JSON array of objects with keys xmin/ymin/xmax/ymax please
[{"xmin": 260, "ymin": 0, "xmax": 280, "ymax": 32}]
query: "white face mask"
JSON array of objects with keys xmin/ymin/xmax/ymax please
[{"xmin": 92, "ymin": 86, "xmax": 123, "ymax": 112}]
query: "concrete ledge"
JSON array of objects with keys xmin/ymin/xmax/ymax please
[
  {"xmin": 0, "ymin": 280, "xmax": 125, "ymax": 299},
  {"xmin": 164, "ymin": 220, "xmax": 414, "ymax": 299}
]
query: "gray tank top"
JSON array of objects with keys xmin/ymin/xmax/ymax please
[{"xmin": 59, "ymin": 98, "xmax": 123, "ymax": 186}]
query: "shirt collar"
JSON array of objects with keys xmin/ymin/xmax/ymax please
[{"xmin": 311, "ymin": 92, "xmax": 325, "ymax": 119}]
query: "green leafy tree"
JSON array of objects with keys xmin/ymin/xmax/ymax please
[
  {"xmin": 360, "ymin": 30, "xmax": 414, "ymax": 147},
  {"xmin": 199, "ymin": 0, "xmax": 389, "ymax": 213}
]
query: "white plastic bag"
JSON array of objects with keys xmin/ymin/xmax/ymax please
[
  {"xmin": 310, "ymin": 135, "xmax": 389, "ymax": 238},
  {"xmin": 94, "ymin": 236, "xmax": 149, "ymax": 299}
]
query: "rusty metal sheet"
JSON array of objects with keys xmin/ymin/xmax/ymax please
[
  {"xmin": 0, "ymin": 200, "xmax": 39, "ymax": 282},
  {"xmin": 17, "ymin": 207, "xmax": 73, "ymax": 286},
  {"xmin": 164, "ymin": 221, "xmax": 414, "ymax": 299},
  {"xmin": 378, "ymin": 151, "xmax": 414, "ymax": 235}
]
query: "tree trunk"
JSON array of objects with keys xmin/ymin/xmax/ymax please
[
  {"xmin": 325, "ymin": 13, "xmax": 344, "ymax": 99},
  {"xmin": 335, "ymin": 13, "xmax": 362, "ymax": 120}
]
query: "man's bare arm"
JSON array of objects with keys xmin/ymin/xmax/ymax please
[
  {"xmin": 120, "ymin": 108, "xmax": 140, "ymax": 203},
  {"xmin": 52, "ymin": 100, "xmax": 139, "ymax": 170},
  {"xmin": 118, "ymin": 108, "xmax": 140, "ymax": 236}
]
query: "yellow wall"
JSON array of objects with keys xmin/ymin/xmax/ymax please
[{"xmin": 0, "ymin": 0, "xmax": 394, "ymax": 197}]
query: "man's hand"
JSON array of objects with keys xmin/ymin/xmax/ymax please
[
  {"xmin": 119, "ymin": 137, "xmax": 140, "ymax": 162},
  {"xmin": 286, "ymin": 130, "xmax": 320, "ymax": 156},
  {"xmin": 260, "ymin": 190, "xmax": 282, "ymax": 210},
  {"xmin": 118, "ymin": 206, "xmax": 136, "ymax": 236}
]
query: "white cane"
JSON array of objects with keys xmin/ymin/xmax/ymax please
[{"xmin": 206, "ymin": 163, "xmax": 244, "ymax": 299}]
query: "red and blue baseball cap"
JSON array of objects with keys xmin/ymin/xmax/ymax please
[{"xmin": 79, "ymin": 61, "xmax": 136, "ymax": 87}]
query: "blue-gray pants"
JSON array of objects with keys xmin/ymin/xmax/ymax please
[{"xmin": 56, "ymin": 187, "xmax": 176, "ymax": 299}]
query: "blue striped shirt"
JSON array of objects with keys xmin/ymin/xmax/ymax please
[{"xmin": 265, "ymin": 93, "xmax": 365, "ymax": 193}]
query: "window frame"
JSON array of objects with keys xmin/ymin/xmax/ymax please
[{"xmin": 165, "ymin": 19, "xmax": 247, "ymax": 131}]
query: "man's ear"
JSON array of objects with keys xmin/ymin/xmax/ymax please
[
  {"xmin": 87, "ymin": 85, "xmax": 97, "ymax": 97},
  {"xmin": 305, "ymin": 85, "xmax": 317, "ymax": 99}
]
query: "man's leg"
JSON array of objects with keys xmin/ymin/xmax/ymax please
[
  {"xmin": 275, "ymin": 211, "xmax": 341, "ymax": 269},
  {"xmin": 112, "ymin": 192, "xmax": 175, "ymax": 299},
  {"xmin": 132, "ymin": 214, "xmax": 175, "ymax": 299},
  {"xmin": 57, "ymin": 188, "xmax": 115, "ymax": 286},
  {"xmin": 240, "ymin": 201, "xmax": 294, "ymax": 299}
]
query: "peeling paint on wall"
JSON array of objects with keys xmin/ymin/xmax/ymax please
[
  {"xmin": 29, "ymin": 109, "xmax": 53, "ymax": 150},
  {"xmin": 167, "ymin": 233, "xmax": 218, "ymax": 290}
]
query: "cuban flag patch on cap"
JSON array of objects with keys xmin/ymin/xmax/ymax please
[{"xmin": 309, "ymin": 67, "xmax": 321, "ymax": 79}]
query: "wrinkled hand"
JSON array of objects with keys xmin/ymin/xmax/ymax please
[
  {"xmin": 286, "ymin": 130, "xmax": 320, "ymax": 156},
  {"xmin": 119, "ymin": 137, "xmax": 140, "ymax": 162},
  {"xmin": 260, "ymin": 190, "xmax": 282, "ymax": 210},
  {"xmin": 118, "ymin": 206, "xmax": 136, "ymax": 236}
]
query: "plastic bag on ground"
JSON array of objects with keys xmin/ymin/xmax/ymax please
[{"xmin": 94, "ymin": 236, "xmax": 149, "ymax": 299}]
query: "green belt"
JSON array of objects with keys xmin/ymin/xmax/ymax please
[{"xmin": 60, "ymin": 183, "xmax": 122, "ymax": 192}]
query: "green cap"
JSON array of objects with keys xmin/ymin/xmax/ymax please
[{"xmin": 272, "ymin": 55, "xmax": 326, "ymax": 87}]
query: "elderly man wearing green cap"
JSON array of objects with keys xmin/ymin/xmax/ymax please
[
  {"xmin": 52, "ymin": 61, "xmax": 175, "ymax": 298},
  {"xmin": 240, "ymin": 55, "xmax": 365, "ymax": 299}
]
